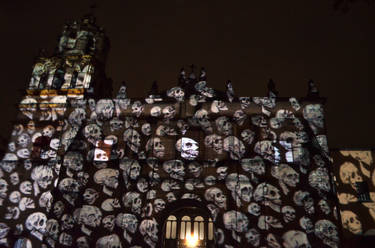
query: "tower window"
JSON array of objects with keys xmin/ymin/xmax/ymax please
[
  {"xmin": 164, "ymin": 208, "xmax": 214, "ymax": 247},
  {"xmin": 355, "ymin": 182, "xmax": 371, "ymax": 202}
]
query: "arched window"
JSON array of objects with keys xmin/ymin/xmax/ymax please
[{"xmin": 164, "ymin": 208, "xmax": 214, "ymax": 248}]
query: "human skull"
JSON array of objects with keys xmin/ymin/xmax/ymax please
[
  {"xmin": 161, "ymin": 179, "xmax": 181, "ymax": 191},
  {"xmin": 17, "ymin": 148, "xmax": 31, "ymax": 159},
  {"xmin": 162, "ymin": 105, "xmax": 176, "ymax": 119},
  {"xmin": 46, "ymin": 218, "xmax": 59, "ymax": 240},
  {"xmin": 109, "ymin": 118, "xmax": 124, "ymax": 132},
  {"xmin": 258, "ymin": 215, "xmax": 283, "ymax": 230},
  {"xmin": 59, "ymin": 232, "xmax": 73, "ymax": 246},
  {"xmin": 153, "ymin": 198, "xmax": 166, "ymax": 213},
  {"xmin": 75, "ymin": 205, "xmax": 102, "ymax": 229},
  {"xmin": 176, "ymin": 138, "xmax": 199, "ymax": 160},
  {"xmin": 95, "ymin": 99, "xmax": 114, "ymax": 120},
  {"xmin": 10, "ymin": 172, "xmax": 20, "ymax": 185},
  {"xmin": 163, "ymin": 160, "xmax": 185, "ymax": 180},
  {"xmin": 94, "ymin": 169, "xmax": 119, "ymax": 196},
  {"xmin": 19, "ymin": 180, "xmax": 32, "ymax": 195},
  {"xmin": 245, "ymin": 228, "xmax": 260, "ymax": 246},
  {"xmin": 9, "ymin": 191, "xmax": 21, "ymax": 203},
  {"xmin": 194, "ymin": 109, "xmax": 212, "ymax": 133},
  {"xmin": 150, "ymin": 106, "xmax": 161, "ymax": 117},
  {"xmin": 281, "ymin": 206, "xmax": 296, "ymax": 223},
  {"xmin": 339, "ymin": 162, "xmax": 362, "ymax": 190},
  {"xmin": 211, "ymin": 100, "xmax": 228, "ymax": 113},
  {"xmin": 241, "ymin": 157, "xmax": 265, "ymax": 175},
  {"xmin": 205, "ymin": 187, "xmax": 227, "ymax": 209},
  {"xmin": 240, "ymin": 129, "xmax": 255, "ymax": 144},
  {"xmin": 247, "ymin": 202, "xmax": 261, "ymax": 216},
  {"xmin": 223, "ymin": 211, "xmax": 248, "ymax": 233},
  {"xmin": 141, "ymin": 123, "xmax": 152, "ymax": 136},
  {"xmin": 223, "ymin": 136, "xmax": 246, "ymax": 160},
  {"xmin": 188, "ymin": 162, "xmax": 202, "ymax": 177},
  {"xmin": 216, "ymin": 166, "xmax": 228, "ymax": 180},
  {"xmin": 289, "ymin": 97, "xmax": 301, "ymax": 110},
  {"xmin": 271, "ymin": 164, "xmax": 299, "ymax": 195},
  {"xmin": 116, "ymin": 213, "xmax": 138, "ymax": 234},
  {"xmin": 303, "ymin": 104, "xmax": 324, "ymax": 129},
  {"xmin": 50, "ymin": 138, "xmax": 60, "ymax": 150},
  {"xmin": 139, "ymin": 219, "xmax": 158, "ymax": 247},
  {"xmin": 42, "ymin": 125, "xmax": 55, "ymax": 138},
  {"xmin": 63, "ymin": 152, "xmax": 84, "ymax": 177},
  {"xmin": 17, "ymin": 133, "xmax": 31, "ymax": 147},
  {"xmin": 314, "ymin": 220, "xmax": 339, "ymax": 248},
  {"xmin": 294, "ymin": 191, "xmax": 315, "ymax": 215},
  {"xmin": 254, "ymin": 140, "xmax": 276, "ymax": 163},
  {"xmin": 308, "ymin": 167, "xmax": 330, "ymax": 192},
  {"xmin": 204, "ymin": 175, "xmax": 216, "ymax": 186},
  {"xmin": 251, "ymin": 114, "xmax": 268, "ymax": 127},
  {"xmin": 101, "ymin": 198, "xmax": 121, "ymax": 212},
  {"xmin": 341, "ymin": 210, "xmax": 362, "ymax": 234},
  {"xmin": 39, "ymin": 191, "xmax": 53, "ymax": 211},
  {"xmin": 68, "ymin": 108, "xmax": 86, "ymax": 127},
  {"xmin": 25, "ymin": 212, "xmax": 47, "ymax": 241},
  {"xmin": 83, "ymin": 188, "xmax": 99, "ymax": 204},
  {"xmin": 166, "ymin": 192, "xmax": 176, "ymax": 202},
  {"xmin": 254, "ymin": 183, "xmax": 281, "ymax": 211},
  {"xmin": 146, "ymin": 137, "xmax": 165, "ymax": 158},
  {"xmin": 120, "ymin": 158, "xmax": 141, "ymax": 180},
  {"xmin": 318, "ymin": 199, "xmax": 331, "ymax": 215},
  {"xmin": 282, "ymin": 230, "xmax": 311, "ymax": 248},
  {"xmin": 233, "ymin": 110, "xmax": 247, "ymax": 126},
  {"xmin": 123, "ymin": 129, "xmax": 141, "ymax": 153},
  {"xmin": 299, "ymin": 216, "xmax": 314, "ymax": 233},
  {"xmin": 167, "ymin": 87, "xmax": 185, "ymax": 101},
  {"xmin": 96, "ymin": 234, "xmax": 122, "ymax": 248},
  {"xmin": 216, "ymin": 116, "xmax": 232, "ymax": 136},
  {"xmin": 83, "ymin": 124, "xmax": 102, "ymax": 144},
  {"xmin": 123, "ymin": 192, "xmax": 142, "ymax": 214},
  {"xmin": 31, "ymin": 165, "xmax": 54, "ymax": 189},
  {"xmin": 76, "ymin": 236, "xmax": 89, "ymax": 248},
  {"xmin": 204, "ymin": 134, "xmax": 223, "ymax": 154},
  {"xmin": 131, "ymin": 101, "xmax": 144, "ymax": 117}
]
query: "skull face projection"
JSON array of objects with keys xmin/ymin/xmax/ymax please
[
  {"xmin": 223, "ymin": 210, "xmax": 249, "ymax": 233},
  {"xmin": 315, "ymin": 220, "xmax": 339, "ymax": 248},
  {"xmin": 282, "ymin": 206, "xmax": 296, "ymax": 223},
  {"xmin": 233, "ymin": 110, "xmax": 247, "ymax": 126},
  {"xmin": 93, "ymin": 168, "xmax": 119, "ymax": 196},
  {"xmin": 339, "ymin": 162, "xmax": 363, "ymax": 190},
  {"xmin": 95, "ymin": 99, "xmax": 114, "ymax": 120},
  {"xmin": 153, "ymin": 198, "xmax": 166, "ymax": 213},
  {"xmin": 102, "ymin": 215, "xmax": 115, "ymax": 232},
  {"xmin": 68, "ymin": 108, "xmax": 86, "ymax": 127},
  {"xmin": 176, "ymin": 137, "xmax": 199, "ymax": 160},
  {"xmin": 25, "ymin": 212, "xmax": 47, "ymax": 241},
  {"xmin": 225, "ymin": 173, "xmax": 252, "ymax": 204},
  {"xmin": 142, "ymin": 123, "xmax": 152, "ymax": 136},
  {"xmin": 294, "ymin": 191, "xmax": 315, "ymax": 215},
  {"xmin": 116, "ymin": 213, "xmax": 138, "ymax": 242},
  {"xmin": 163, "ymin": 160, "xmax": 185, "ymax": 180},
  {"xmin": 123, "ymin": 128, "xmax": 141, "ymax": 153},
  {"xmin": 254, "ymin": 140, "xmax": 276, "ymax": 163},
  {"xmin": 132, "ymin": 101, "xmax": 144, "ymax": 117},
  {"xmin": 215, "ymin": 116, "xmax": 232, "ymax": 136},
  {"xmin": 194, "ymin": 109, "xmax": 212, "ymax": 133},
  {"xmin": 188, "ymin": 162, "xmax": 202, "ymax": 177},
  {"xmin": 17, "ymin": 133, "xmax": 31, "ymax": 148},
  {"xmin": 83, "ymin": 123, "xmax": 102, "ymax": 144},
  {"xmin": 123, "ymin": 192, "xmax": 142, "ymax": 214},
  {"xmin": 146, "ymin": 137, "xmax": 165, "ymax": 158},
  {"xmin": 205, "ymin": 187, "xmax": 227, "ymax": 209},
  {"xmin": 74, "ymin": 205, "xmax": 102, "ymax": 232},
  {"xmin": 167, "ymin": 87, "xmax": 185, "ymax": 101},
  {"xmin": 271, "ymin": 164, "xmax": 299, "ymax": 195},
  {"xmin": 223, "ymin": 136, "xmax": 245, "ymax": 160},
  {"xmin": 139, "ymin": 218, "xmax": 158, "ymax": 247},
  {"xmin": 211, "ymin": 100, "xmax": 228, "ymax": 113},
  {"xmin": 341, "ymin": 210, "xmax": 362, "ymax": 234},
  {"xmin": 254, "ymin": 183, "xmax": 281, "ymax": 212},
  {"xmin": 248, "ymin": 202, "xmax": 261, "ymax": 216},
  {"xmin": 308, "ymin": 167, "xmax": 330, "ymax": 192},
  {"xmin": 282, "ymin": 230, "xmax": 311, "ymax": 248},
  {"xmin": 31, "ymin": 165, "xmax": 54, "ymax": 190},
  {"xmin": 63, "ymin": 151, "xmax": 84, "ymax": 177},
  {"xmin": 162, "ymin": 105, "xmax": 176, "ymax": 119},
  {"xmin": 303, "ymin": 104, "xmax": 324, "ymax": 130},
  {"xmin": 120, "ymin": 158, "xmax": 141, "ymax": 180},
  {"xmin": 204, "ymin": 134, "xmax": 223, "ymax": 154}
]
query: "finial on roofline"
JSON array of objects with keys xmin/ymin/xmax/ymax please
[
  {"xmin": 226, "ymin": 80, "xmax": 235, "ymax": 102},
  {"xmin": 267, "ymin": 78, "xmax": 278, "ymax": 97},
  {"xmin": 116, "ymin": 81, "xmax": 127, "ymax": 99},
  {"xmin": 199, "ymin": 67, "xmax": 206, "ymax": 81},
  {"xmin": 307, "ymin": 79, "xmax": 319, "ymax": 97}
]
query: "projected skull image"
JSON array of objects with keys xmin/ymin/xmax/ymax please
[{"xmin": 176, "ymin": 137, "xmax": 199, "ymax": 160}]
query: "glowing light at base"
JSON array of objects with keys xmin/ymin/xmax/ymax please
[{"xmin": 185, "ymin": 232, "xmax": 199, "ymax": 247}]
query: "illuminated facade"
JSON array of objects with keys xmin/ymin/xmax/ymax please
[{"xmin": 0, "ymin": 15, "xmax": 343, "ymax": 248}]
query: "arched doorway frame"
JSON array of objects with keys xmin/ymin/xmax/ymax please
[{"xmin": 156, "ymin": 199, "xmax": 216, "ymax": 248}]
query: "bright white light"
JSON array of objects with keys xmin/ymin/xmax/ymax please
[{"xmin": 185, "ymin": 232, "xmax": 198, "ymax": 247}]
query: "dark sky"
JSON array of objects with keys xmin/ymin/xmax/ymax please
[{"xmin": 0, "ymin": 0, "xmax": 374, "ymax": 149}]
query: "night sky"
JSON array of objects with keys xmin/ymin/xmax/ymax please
[{"xmin": 0, "ymin": 0, "xmax": 373, "ymax": 150}]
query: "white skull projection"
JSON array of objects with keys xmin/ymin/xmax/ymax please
[
  {"xmin": 167, "ymin": 87, "xmax": 185, "ymax": 101},
  {"xmin": 223, "ymin": 136, "xmax": 245, "ymax": 160},
  {"xmin": 223, "ymin": 210, "xmax": 249, "ymax": 233},
  {"xmin": 339, "ymin": 162, "xmax": 363, "ymax": 190},
  {"xmin": 163, "ymin": 160, "xmax": 185, "ymax": 180},
  {"xmin": 271, "ymin": 164, "xmax": 299, "ymax": 195},
  {"xmin": 314, "ymin": 220, "xmax": 339, "ymax": 248},
  {"xmin": 25, "ymin": 212, "xmax": 47, "ymax": 241},
  {"xmin": 303, "ymin": 104, "xmax": 324, "ymax": 130},
  {"xmin": 205, "ymin": 187, "xmax": 227, "ymax": 209},
  {"xmin": 95, "ymin": 99, "xmax": 114, "ymax": 120},
  {"xmin": 176, "ymin": 138, "xmax": 199, "ymax": 160}
]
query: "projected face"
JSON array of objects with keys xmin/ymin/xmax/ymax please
[{"xmin": 181, "ymin": 138, "xmax": 199, "ymax": 160}]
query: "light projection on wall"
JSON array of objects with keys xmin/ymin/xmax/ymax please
[
  {"xmin": 176, "ymin": 138, "xmax": 199, "ymax": 160},
  {"xmin": 332, "ymin": 150, "xmax": 375, "ymax": 238},
  {"xmin": 94, "ymin": 139, "xmax": 113, "ymax": 161}
]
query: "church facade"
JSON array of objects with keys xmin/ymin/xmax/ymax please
[{"xmin": 0, "ymin": 15, "xmax": 342, "ymax": 248}]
